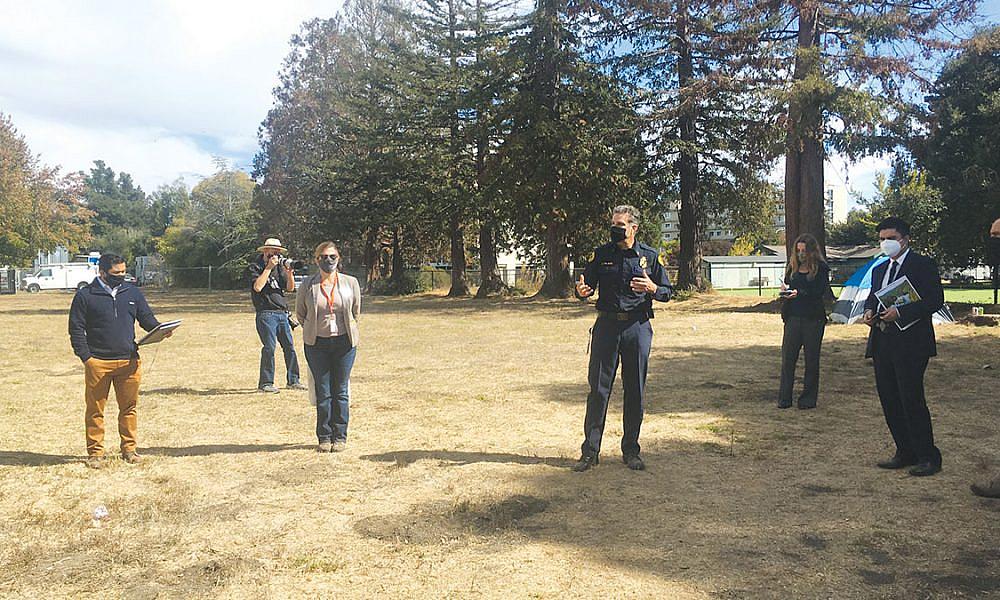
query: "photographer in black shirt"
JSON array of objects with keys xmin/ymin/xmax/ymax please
[{"xmin": 248, "ymin": 238, "xmax": 305, "ymax": 393}]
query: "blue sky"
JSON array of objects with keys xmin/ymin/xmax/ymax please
[
  {"xmin": 1, "ymin": 0, "xmax": 998, "ymax": 199},
  {"xmin": 0, "ymin": 0, "xmax": 340, "ymax": 191}
]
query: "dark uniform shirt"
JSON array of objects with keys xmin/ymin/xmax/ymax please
[
  {"xmin": 580, "ymin": 241, "xmax": 674, "ymax": 314},
  {"xmin": 247, "ymin": 256, "xmax": 291, "ymax": 312}
]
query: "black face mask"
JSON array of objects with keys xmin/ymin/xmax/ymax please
[
  {"xmin": 318, "ymin": 257, "xmax": 339, "ymax": 273},
  {"xmin": 988, "ymin": 236, "xmax": 1000, "ymax": 265},
  {"xmin": 104, "ymin": 273, "xmax": 125, "ymax": 288},
  {"xmin": 611, "ymin": 226, "xmax": 628, "ymax": 244}
]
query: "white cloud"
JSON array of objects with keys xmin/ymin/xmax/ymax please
[
  {"xmin": 826, "ymin": 153, "xmax": 893, "ymax": 206},
  {"xmin": 10, "ymin": 113, "xmax": 218, "ymax": 191},
  {"xmin": 768, "ymin": 153, "xmax": 893, "ymax": 208},
  {"xmin": 0, "ymin": 0, "xmax": 340, "ymax": 190}
]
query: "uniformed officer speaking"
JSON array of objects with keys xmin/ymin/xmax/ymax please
[{"xmin": 573, "ymin": 204, "xmax": 673, "ymax": 472}]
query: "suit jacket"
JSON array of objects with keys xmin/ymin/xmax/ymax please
[
  {"xmin": 295, "ymin": 272, "xmax": 362, "ymax": 348},
  {"xmin": 864, "ymin": 251, "xmax": 943, "ymax": 359}
]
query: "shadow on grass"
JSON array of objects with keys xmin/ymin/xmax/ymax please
[
  {"xmin": 145, "ymin": 386, "xmax": 262, "ymax": 397},
  {"xmin": 0, "ymin": 308, "xmax": 73, "ymax": 316},
  {"xmin": 348, "ymin": 333, "xmax": 1000, "ymax": 596},
  {"xmin": 144, "ymin": 443, "xmax": 312, "ymax": 457},
  {"xmin": 0, "ymin": 450, "xmax": 80, "ymax": 466},
  {"xmin": 0, "ymin": 443, "xmax": 311, "ymax": 465},
  {"xmin": 360, "ymin": 450, "xmax": 575, "ymax": 468}
]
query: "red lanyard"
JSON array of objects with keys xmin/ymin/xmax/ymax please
[{"xmin": 319, "ymin": 275, "xmax": 339, "ymax": 315}]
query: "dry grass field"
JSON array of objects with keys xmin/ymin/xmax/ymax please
[{"xmin": 1, "ymin": 289, "xmax": 998, "ymax": 599}]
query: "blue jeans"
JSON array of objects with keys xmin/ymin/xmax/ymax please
[
  {"xmin": 304, "ymin": 335, "xmax": 356, "ymax": 442},
  {"xmin": 256, "ymin": 311, "xmax": 301, "ymax": 388}
]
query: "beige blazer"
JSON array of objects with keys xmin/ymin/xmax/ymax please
[{"xmin": 295, "ymin": 272, "xmax": 361, "ymax": 348}]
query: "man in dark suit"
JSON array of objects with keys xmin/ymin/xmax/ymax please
[
  {"xmin": 971, "ymin": 216, "xmax": 1000, "ymax": 498},
  {"xmin": 862, "ymin": 217, "xmax": 945, "ymax": 477}
]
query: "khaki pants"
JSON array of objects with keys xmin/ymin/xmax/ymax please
[{"xmin": 84, "ymin": 357, "xmax": 141, "ymax": 456}]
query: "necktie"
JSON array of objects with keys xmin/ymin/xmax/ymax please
[{"xmin": 879, "ymin": 261, "xmax": 900, "ymax": 332}]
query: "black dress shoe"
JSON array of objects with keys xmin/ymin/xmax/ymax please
[
  {"xmin": 777, "ymin": 400, "xmax": 792, "ymax": 409},
  {"xmin": 623, "ymin": 454, "xmax": 645, "ymax": 471},
  {"xmin": 797, "ymin": 403, "xmax": 816, "ymax": 410},
  {"xmin": 877, "ymin": 454, "xmax": 917, "ymax": 470},
  {"xmin": 572, "ymin": 454, "xmax": 599, "ymax": 472},
  {"xmin": 909, "ymin": 461, "xmax": 941, "ymax": 477}
]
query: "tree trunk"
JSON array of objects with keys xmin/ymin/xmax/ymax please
[
  {"xmin": 784, "ymin": 0, "xmax": 826, "ymax": 258},
  {"xmin": 363, "ymin": 226, "xmax": 381, "ymax": 292},
  {"xmin": 536, "ymin": 217, "xmax": 573, "ymax": 298},
  {"xmin": 674, "ymin": 0, "xmax": 705, "ymax": 290},
  {"xmin": 448, "ymin": 212, "xmax": 471, "ymax": 296},
  {"xmin": 476, "ymin": 221, "xmax": 508, "ymax": 297},
  {"xmin": 390, "ymin": 226, "xmax": 404, "ymax": 286},
  {"xmin": 472, "ymin": 37, "xmax": 508, "ymax": 300},
  {"xmin": 445, "ymin": 0, "xmax": 471, "ymax": 298},
  {"xmin": 533, "ymin": 0, "xmax": 571, "ymax": 299}
]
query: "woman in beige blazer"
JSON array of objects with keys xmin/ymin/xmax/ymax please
[{"xmin": 295, "ymin": 242, "xmax": 362, "ymax": 452}]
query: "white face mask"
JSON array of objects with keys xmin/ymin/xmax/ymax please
[{"xmin": 880, "ymin": 239, "xmax": 902, "ymax": 258}]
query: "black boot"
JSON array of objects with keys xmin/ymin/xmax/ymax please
[{"xmin": 572, "ymin": 453, "xmax": 599, "ymax": 472}]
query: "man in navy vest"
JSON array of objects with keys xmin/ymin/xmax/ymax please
[{"xmin": 862, "ymin": 217, "xmax": 945, "ymax": 477}]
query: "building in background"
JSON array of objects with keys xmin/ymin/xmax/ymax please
[
  {"xmin": 34, "ymin": 246, "xmax": 73, "ymax": 268},
  {"xmin": 662, "ymin": 183, "xmax": 848, "ymax": 244},
  {"xmin": 824, "ymin": 183, "xmax": 850, "ymax": 225}
]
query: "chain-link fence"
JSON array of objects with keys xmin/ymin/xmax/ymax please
[{"xmin": 129, "ymin": 265, "xmax": 684, "ymax": 296}]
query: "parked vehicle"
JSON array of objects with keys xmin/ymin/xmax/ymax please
[{"xmin": 22, "ymin": 263, "xmax": 98, "ymax": 292}]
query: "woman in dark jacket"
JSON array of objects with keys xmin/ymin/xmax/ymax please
[{"xmin": 778, "ymin": 233, "xmax": 831, "ymax": 409}]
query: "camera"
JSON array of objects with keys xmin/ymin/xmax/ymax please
[{"xmin": 278, "ymin": 255, "xmax": 305, "ymax": 270}]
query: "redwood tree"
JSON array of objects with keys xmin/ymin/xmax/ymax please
[{"xmin": 774, "ymin": 0, "xmax": 978, "ymax": 256}]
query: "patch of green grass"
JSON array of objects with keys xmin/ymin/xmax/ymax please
[
  {"xmin": 696, "ymin": 423, "xmax": 727, "ymax": 435},
  {"xmin": 941, "ymin": 288, "xmax": 998, "ymax": 303},
  {"xmin": 290, "ymin": 555, "xmax": 345, "ymax": 573},
  {"xmin": 715, "ymin": 286, "xmax": 997, "ymax": 304}
]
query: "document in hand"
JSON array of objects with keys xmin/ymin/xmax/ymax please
[
  {"xmin": 875, "ymin": 276, "xmax": 922, "ymax": 331},
  {"xmin": 138, "ymin": 319, "xmax": 182, "ymax": 346}
]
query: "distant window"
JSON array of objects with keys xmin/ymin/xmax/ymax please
[{"xmin": 40, "ymin": 269, "xmax": 52, "ymax": 277}]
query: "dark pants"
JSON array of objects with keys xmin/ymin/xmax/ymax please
[
  {"xmin": 304, "ymin": 335, "xmax": 356, "ymax": 443},
  {"xmin": 778, "ymin": 316, "xmax": 826, "ymax": 408},
  {"xmin": 256, "ymin": 310, "xmax": 300, "ymax": 388},
  {"xmin": 581, "ymin": 317, "xmax": 653, "ymax": 457},
  {"xmin": 873, "ymin": 340, "xmax": 941, "ymax": 465}
]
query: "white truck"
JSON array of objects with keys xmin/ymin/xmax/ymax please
[{"xmin": 22, "ymin": 262, "xmax": 99, "ymax": 292}]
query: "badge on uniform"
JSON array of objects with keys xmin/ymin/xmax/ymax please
[{"xmin": 639, "ymin": 256, "xmax": 648, "ymax": 270}]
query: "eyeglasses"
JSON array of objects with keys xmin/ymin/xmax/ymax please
[{"xmin": 318, "ymin": 254, "xmax": 339, "ymax": 259}]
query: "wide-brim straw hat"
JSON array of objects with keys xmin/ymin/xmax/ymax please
[{"xmin": 256, "ymin": 237, "xmax": 288, "ymax": 253}]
